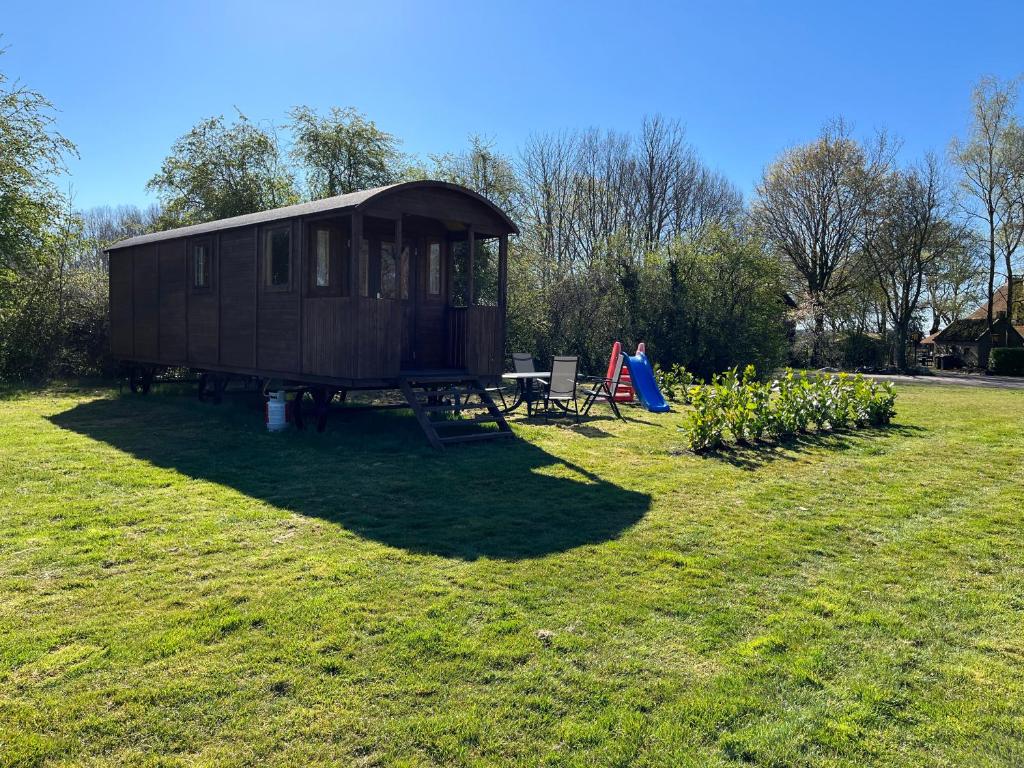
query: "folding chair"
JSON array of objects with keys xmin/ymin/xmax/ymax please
[
  {"xmin": 541, "ymin": 355, "xmax": 581, "ymax": 424},
  {"xmin": 581, "ymin": 351, "xmax": 626, "ymax": 420}
]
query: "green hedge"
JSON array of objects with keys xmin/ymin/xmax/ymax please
[
  {"xmin": 682, "ymin": 367, "xmax": 897, "ymax": 453},
  {"xmin": 989, "ymin": 347, "xmax": 1024, "ymax": 376}
]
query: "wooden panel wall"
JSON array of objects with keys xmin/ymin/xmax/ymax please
[
  {"xmin": 187, "ymin": 239, "xmax": 219, "ymax": 366},
  {"xmin": 446, "ymin": 307, "xmax": 467, "ymax": 370},
  {"xmin": 108, "ymin": 188, "xmax": 509, "ymax": 382},
  {"xmin": 356, "ymin": 298, "xmax": 402, "ymax": 378},
  {"xmin": 109, "ymin": 249, "xmax": 134, "ymax": 357},
  {"xmin": 257, "ymin": 220, "xmax": 300, "ymax": 372},
  {"xmin": 219, "ymin": 228, "xmax": 256, "ymax": 368},
  {"xmin": 417, "ymin": 303, "xmax": 447, "ymax": 368},
  {"xmin": 132, "ymin": 245, "xmax": 160, "ymax": 360},
  {"xmin": 157, "ymin": 240, "xmax": 187, "ymax": 363},
  {"xmin": 302, "ymin": 298, "xmax": 402, "ymax": 379},
  {"xmin": 465, "ymin": 305, "xmax": 502, "ymax": 378},
  {"xmin": 257, "ymin": 290, "xmax": 300, "ymax": 371},
  {"xmin": 302, "ymin": 297, "xmax": 357, "ymax": 378}
]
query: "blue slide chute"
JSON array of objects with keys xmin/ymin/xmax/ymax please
[{"xmin": 624, "ymin": 352, "xmax": 671, "ymax": 413}]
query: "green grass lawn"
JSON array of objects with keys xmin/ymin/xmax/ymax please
[{"xmin": 1, "ymin": 382, "xmax": 1022, "ymax": 767}]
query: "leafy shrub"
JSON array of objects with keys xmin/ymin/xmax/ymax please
[
  {"xmin": 681, "ymin": 367, "xmax": 897, "ymax": 453},
  {"xmin": 683, "ymin": 384, "xmax": 726, "ymax": 452},
  {"xmin": 862, "ymin": 379, "xmax": 897, "ymax": 426},
  {"xmin": 828, "ymin": 373, "xmax": 855, "ymax": 429},
  {"xmin": 746, "ymin": 381, "xmax": 773, "ymax": 442},
  {"xmin": 716, "ymin": 366, "xmax": 770, "ymax": 444},
  {"xmin": 769, "ymin": 370, "xmax": 812, "ymax": 438},
  {"xmin": 655, "ymin": 363, "xmax": 697, "ymax": 403},
  {"xmin": 989, "ymin": 347, "xmax": 1024, "ymax": 376}
]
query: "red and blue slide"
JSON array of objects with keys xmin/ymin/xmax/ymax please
[{"xmin": 624, "ymin": 350, "xmax": 671, "ymax": 413}]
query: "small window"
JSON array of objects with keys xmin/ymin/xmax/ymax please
[
  {"xmin": 193, "ymin": 243, "xmax": 210, "ymax": 289},
  {"xmin": 380, "ymin": 242, "xmax": 397, "ymax": 299},
  {"xmin": 359, "ymin": 238, "xmax": 369, "ymax": 297},
  {"xmin": 428, "ymin": 241, "xmax": 441, "ymax": 295},
  {"xmin": 400, "ymin": 245, "xmax": 410, "ymax": 300},
  {"xmin": 314, "ymin": 229, "xmax": 330, "ymax": 288},
  {"xmin": 264, "ymin": 227, "xmax": 291, "ymax": 288}
]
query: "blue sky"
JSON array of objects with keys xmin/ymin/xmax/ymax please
[{"xmin": 5, "ymin": 0, "xmax": 1024, "ymax": 210}]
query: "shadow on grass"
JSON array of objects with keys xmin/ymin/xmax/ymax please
[
  {"xmin": 49, "ymin": 392, "xmax": 651, "ymax": 561},
  {"xmin": 699, "ymin": 423, "xmax": 929, "ymax": 471}
]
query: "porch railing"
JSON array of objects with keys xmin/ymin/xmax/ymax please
[{"xmin": 447, "ymin": 306, "xmax": 468, "ymax": 369}]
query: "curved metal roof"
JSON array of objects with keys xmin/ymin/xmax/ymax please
[{"xmin": 106, "ymin": 180, "xmax": 518, "ymax": 251}]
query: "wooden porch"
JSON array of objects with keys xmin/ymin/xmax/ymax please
[{"xmin": 299, "ymin": 206, "xmax": 509, "ymax": 384}]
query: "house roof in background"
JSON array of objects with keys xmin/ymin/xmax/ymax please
[
  {"xmin": 967, "ymin": 280, "xmax": 1024, "ymax": 322},
  {"xmin": 934, "ymin": 318, "xmax": 995, "ymax": 343},
  {"xmin": 934, "ymin": 316, "xmax": 1024, "ymax": 344}
]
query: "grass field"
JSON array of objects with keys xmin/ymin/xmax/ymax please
[{"xmin": 1, "ymin": 382, "xmax": 1022, "ymax": 767}]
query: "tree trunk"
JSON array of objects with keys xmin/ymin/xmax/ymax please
[
  {"xmin": 811, "ymin": 308, "xmax": 826, "ymax": 367},
  {"xmin": 987, "ymin": 214, "xmax": 996, "ymax": 331},
  {"xmin": 1005, "ymin": 257, "xmax": 1015, "ymax": 323},
  {"xmin": 895, "ymin": 324, "xmax": 909, "ymax": 371},
  {"xmin": 981, "ymin": 213, "xmax": 997, "ymax": 370}
]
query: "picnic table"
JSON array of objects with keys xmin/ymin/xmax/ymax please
[{"xmin": 500, "ymin": 371, "xmax": 550, "ymax": 414}]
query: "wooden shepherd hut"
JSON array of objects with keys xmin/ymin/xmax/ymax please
[{"xmin": 106, "ymin": 181, "xmax": 519, "ymax": 448}]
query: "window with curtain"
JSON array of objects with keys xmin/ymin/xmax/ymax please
[
  {"xmin": 428, "ymin": 241, "xmax": 441, "ymax": 295},
  {"xmin": 192, "ymin": 243, "xmax": 209, "ymax": 289},
  {"xmin": 359, "ymin": 238, "xmax": 369, "ymax": 297},
  {"xmin": 314, "ymin": 229, "xmax": 330, "ymax": 288},
  {"xmin": 400, "ymin": 245, "xmax": 410, "ymax": 300},
  {"xmin": 380, "ymin": 242, "xmax": 397, "ymax": 299}
]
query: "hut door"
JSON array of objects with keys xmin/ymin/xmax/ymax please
[{"xmin": 413, "ymin": 238, "xmax": 447, "ymax": 369}]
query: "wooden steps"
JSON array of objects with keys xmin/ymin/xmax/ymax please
[{"xmin": 399, "ymin": 375, "xmax": 514, "ymax": 450}]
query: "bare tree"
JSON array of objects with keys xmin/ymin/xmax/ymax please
[
  {"xmin": 924, "ymin": 234, "xmax": 986, "ymax": 333},
  {"xmin": 951, "ymin": 76, "xmax": 1024, "ymax": 346},
  {"xmin": 516, "ymin": 116, "xmax": 741, "ymax": 282},
  {"xmin": 860, "ymin": 155, "xmax": 962, "ymax": 369},
  {"xmin": 510, "ymin": 118, "xmax": 745, "ymax": 368},
  {"xmin": 635, "ymin": 115, "xmax": 742, "ymax": 246},
  {"xmin": 752, "ymin": 119, "xmax": 893, "ymax": 364},
  {"xmin": 516, "ymin": 131, "xmax": 578, "ymax": 285}
]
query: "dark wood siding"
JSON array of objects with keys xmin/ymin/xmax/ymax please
[
  {"xmin": 257, "ymin": 221, "xmax": 300, "ymax": 372},
  {"xmin": 356, "ymin": 298, "xmax": 402, "ymax": 378},
  {"xmin": 257, "ymin": 288, "xmax": 300, "ymax": 372},
  {"xmin": 300, "ymin": 296, "xmax": 400, "ymax": 379},
  {"xmin": 187, "ymin": 239, "xmax": 219, "ymax": 365},
  {"xmin": 107, "ymin": 182, "xmax": 514, "ymax": 384},
  {"xmin": 465, "ymin": 306, "xmax": 502, "ymax": 378},
  {"xmin": 219, "ymin": 227, "xmax": 257, "ymax": 368},
  {"xmin": 302, "ymin": 297, "xmax": 356, "ymax": 378},
  {"xmin": 132, "ymin": 245, "xmax": 160, "ymax": 360},
  {"xmin": 109, "ymin": 249, "xmax": 134, "ymax": 357},
  {"xmin": 417, "ymin": 303, "xmax": 446, "ymax": 368},
  {"xmin": 157, "ymin": 240, "xmax": 187, "ymax": 363}
]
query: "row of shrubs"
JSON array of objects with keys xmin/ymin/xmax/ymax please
[{"xmin": 656, "ymin": 365, "xmax": 898, "ymax": 453}]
